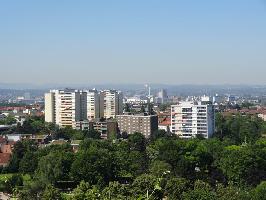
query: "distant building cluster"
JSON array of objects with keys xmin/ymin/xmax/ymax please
[
  {"xmin": 7, "ymin": 85, "xmax": 266, "ymax": 141},
  {"xmin": 124, "ymin": 88, "xmax": 169, "ymax": 105},
  {"xmin": 44, "ymin": 88, "xmax": 218, "ymax": 139},
  {"xmin": 45, "ymin": 89, "xmax": 123, "ymax": 128}
]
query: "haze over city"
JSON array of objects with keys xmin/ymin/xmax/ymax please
[{"xmin": 1, "ymin": 0, "xmax": 266, "ymax": 86}]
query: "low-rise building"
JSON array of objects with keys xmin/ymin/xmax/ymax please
[
  {"xmin": 89, "ymin": 120, "xmax": 119, "ymax": 139},
  {"xmin": 158, "ymin": 117, "xmax": 171, "ymax": 133},
  {"xmin": 5, "ymin": 134, "xmax": 32, "ymax": 142},
  {"xmin": 74, "ymin": 120, "xmax": 90, "ymax": 130},
  {"xmin": 30, "ymin": 135, "xmax": 50, "ymax": 144},
  {"xmin": 258, "ymin": 112, "xmax": 266, "ymax": 121},
  {"xmin": 50, "ymin": 139, "xmax": 68, "ymax": 145}
]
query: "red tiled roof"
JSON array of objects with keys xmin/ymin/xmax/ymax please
[
  {"xmin": 0, "ymin": 153, "xmax": 11, "ymax": 165},
  {"xmin": 159, "ymin": 118, "xmax": 171, "ymax": 126},
  {"xmin": 1, "ymin": 145, "xmax": 12, "ymax": 154}
]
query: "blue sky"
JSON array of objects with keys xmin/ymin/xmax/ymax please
[{"xmin": 0, "ymin": 0, "xmax": 266, "ymax": 85}]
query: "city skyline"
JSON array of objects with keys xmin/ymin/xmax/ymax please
[{"xmin": 1, "ymin": 0, "xmax": 266, "ymax": 85}]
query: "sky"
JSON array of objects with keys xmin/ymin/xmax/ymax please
[{"xmin": 0, "ymin": 0, "xmax": 266, "ymax": 86}]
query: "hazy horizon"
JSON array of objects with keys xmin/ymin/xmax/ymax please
[
  {"xmin": 2, "ymin": 82, "xmax": 266, "ymax": 91},
  {"xmin": 1, "ymin": 0, "xmax": 266, "ymax": 85}
]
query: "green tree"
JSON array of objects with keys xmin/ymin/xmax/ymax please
[
  {"xmin": 18, "ymin": 180, "xmax": 46, "ymax": 200},
  {"xmin": 253, "ymin": 181, "xmax": 266, "ymax": 200},
  {"xmin": 71, "ymin": 130, "xmax": 85, "ymax": 140},
  {"xmin": 150, "ymin": 130, "xmax": 168, "ymax": 141},
  {"xmin": 0, "ymin": 115, "xmax": 17, "ymax": 125},
  {"xmin": 130, "ymin": 174, "xmax": 161, "ymax": 199},
  {"xmin": 36, "ymin": 151, "xmax": 74, "ymax": 184},
  {"xmin": 164, "ymin": 178, "xmax": 190, "ymax": 200},
  {"xmin": 216, "ymin": 183, "xmax": 251, "ymax": 200},
  {"xmin": 41, "ymin": 184, "xmax": 62, "ymax": 200},
  {"xmin": 215, "ymin": 113, "xmax": 227, "ymax": 139},
  {"xmin": 128, "ymin": 132, "xmax": 146, "ymax": 152},
  {"xmin": 71, "ymin": 181, "xmax": 91, "ymax": 200},
  {"xmin": 218, "ymin": 144, "xmax": 266, "ymax": 185},
  {"xmin": 102, "ymin": 181, "xmax": 130, "ymax": 200},
  {"xmin": 216, "ymin": 114, "xmax": 264, "ymax": 144},
  {"xmin": 70, "ymin": 147, "xmax": 116, "ymax": 186},
  {"xmin": 2, "ymin": 174, "xmax": 23, "ymax": 194},
  {"xmin": 71, "ymin": 181, "xmax": 101, "ymax": 200},
  {"xmin": 83, "ymin": 130, "xmax": 101, "ymax": 139},
  {"xmin": 128, "ymin": 150, "xmax": 148, "ymax": 177},
  {"xmin": 149, "ymin": 160, "xmax": 172, "ymax": 177},
  {"xmin": 182, "ymin": 180, "xmax": 216, "ymax": 200},
  {"xmin": 31, "ymin": 120, "xmax": 45, "ymax": 133},
  {"xmin": 19, "ymin": 151, "xmax": 38, "ymax": 174},
  {"xmin": 8, "ymin": 140, "xmax": 38, "ymax": 172}
]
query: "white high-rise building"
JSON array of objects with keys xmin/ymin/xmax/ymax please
[
  {"xmin": 171, "ymin": 101, "xmax": 215, "ymax": 139},
  {"xmin": 45, "ymin": 92, "xmax": 55, "ymax": 123},
  {"xmin": 45, "ymin": 89, "xmax": 87, "ymax": 128},
  {"xmin": 45, "ymin": 89, "xmax": 123, "ymax": 125},
  {"xmin": 86, "ymin": 89, "xmax": 100, "ymax": 120},
  {"xmin": 100, "ymin": 90, "xmax": 123, "ymax": 119}
]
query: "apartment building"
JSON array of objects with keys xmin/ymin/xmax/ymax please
[
  {"xmin": 116, "ymin": 114, "xmax": 158, "ymax": 138},
  {"xmin": 45, "ymin": 89, "xmax": 87, "ymax": 128},
  {"xmin": 45, "ymin": 89, "xmax": 123, "ymax": 127},
  {"xmin": 100, "ymin": 90, "xmax": 123, "ymax": 119},
  {"xmin": 74, "ymin": 119, "xmax": 118, "ymax": 139},
  {"xmin": 44, "ymin": 92, "xmax": 55, "ymax": 123},
  {"xmin": 171, "ymin": 101, "xmax": 215, "ymax": 139},
  {"xmin": 89, "ymin": 119, "xmax": 118, "ymax": 139},
  {"xmin": 86, "ymin": 89, "xmax": 100, "ymax": 120}
]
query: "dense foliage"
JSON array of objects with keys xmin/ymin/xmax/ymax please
[
  {"xmin": 0, "ymin": 115, "xmax": 17, "ymax": 125},
  {"xmin": 0, "ymin": 114, "xmax": 266, "ymax": 199}
]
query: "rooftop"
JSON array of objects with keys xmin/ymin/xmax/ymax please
[{"xmin": 0, "ymin": 153, "xmax": 11, "ymax": 165}]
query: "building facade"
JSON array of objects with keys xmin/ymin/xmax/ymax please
[
  {"xmin": 86, "ymin": 89, "xmax": 100, "ymax": 120},
  {"xmin": 45, "ymin": 89, "xmax": 123, "ymax": 127},
  {"xmin": 45, "ymin": 89, "xmax": 87, "ymax": 128},
  {"xmin": 171, "ymin": 101, "xmax": 215, "ymax": 139},
  {"xmin": 89, "ymin": 120, "xmax": 118, "ymax": 139},
  {"xmin": 100, "ymin": 90, "xmax": 123, "ymax": 119},
  {"xmin": 44, "ymin": 92, "xmax": 55, "ymax": 123},
  {"xmin": 116, "ymin": 114, "xmax": 158, "ymax": 138}
]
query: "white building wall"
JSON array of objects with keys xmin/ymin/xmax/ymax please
[
  {"xmin": 44, "ymin": 92, "xmax": 55, "ymax": 123},
  {"xmin": 100, "ymin": 90, "xmax": 123, "ymax": 119},
  {"xmin": 45, "ymin": 89, "xmax": 87, "ymax": 128},
  {"xmin": 171, "ymin": 102, "xmax": 215, "ymax": 139},
  {"xmin": 87, "ymin": 90, "xmax": 100, "ymax": 120}
]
